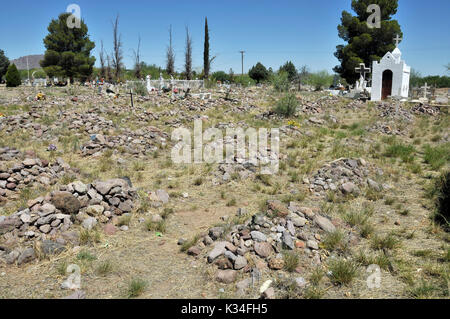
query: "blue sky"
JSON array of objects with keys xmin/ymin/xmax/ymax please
[{"xmin": 0, "ymin": 0, "xmax": 449, "ymax": 75}]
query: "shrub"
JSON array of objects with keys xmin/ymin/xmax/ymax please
[
  {"xmin": 273, "ymin": 93, "xmax": 297, "ymax": 117},
  {"xmin": 127, "ymin": 278, "xmax": 147, "ymax": 298},
  {"xmin": 271, "ymin": 71, "xmax": 290, "ymax": 92},
  {"xmin": 423, "ymin": 144, "xmax": 450, "ymax": 170},
  {"xmin": 328, "ymin": 258, "xmax": 358, "ymax": 285},
  {"xmin": 430, "ymin": 171, "xmax": 450, "ymax": 231},
  {"xmin": 5, "ymin": 63, "xmax": 21, "ymax": 87},
  {"xmin": 282, "ymin": 251, "xmax": 299, "ymax": 272}
]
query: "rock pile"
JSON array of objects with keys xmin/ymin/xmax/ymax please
[
  {"xmin": 0, "ymin": 157, "xmax": 75, "ymax": 203},
  {"xmin": 410, "ymin": 103, "xmax": 440, "ymax": 116},
  {"xmin": 308, "ymin": 158, "xmax": 382, "ymax": 195},
  {"xmin": 186, "ymin": 201, "xmax": 348, "ymax": 285},
  {"xmin": 81, "ymin": 127, "xmax": 168, "ymax": 157},
  {"xmin": 0, "ymin": 147, "xmax": 22, "ymax": 161},
  {"xmin": 0, "ymin": 178, "xmax": 137, "ymax": 245},
  {"xmin": 377, "ymin": 102, "xmax": 413, "ymax": 122}
]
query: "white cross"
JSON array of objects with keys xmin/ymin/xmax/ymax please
[
  {"xmin": 394, "ymin": 34, "xmax": 402, "ymax": 47},
  {"xmin": 421, "ymin": 82, "xmax": 429, "ymax": 98}
]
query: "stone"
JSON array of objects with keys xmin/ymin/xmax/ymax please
[
  {"xmin": 295, "ymin": 277, "xmax": 307, "ymax": 289},
  {"xmin": 314, "ymin": 215, "xmax": 336, "ymax": 233},
  {"xmin": 254, "ymin": 242, "xmax": 273, "ymax": 258},
  {"xmin": 22, "ymin": 158, "xmax": 37, "ymax": 167},
  {"xmin": 203, "ymin": 235, "xmax": 213, "ymax": 246},
  {"xmin": 216, "ymin": 269, "xmax": 237, "ymax": 284},
  {"xmin": 282, "ymin": 231, "xmax": 295, "ymax": 250},
  {"xmin": 82, "ymin": 217, "xmax": 97, "ymax": 230},
  {"xmin": 93, "ymin": 179, "xmax": 128, "ymax": 195},
  {"xmin": 40, "ymin": 203, "xmax": 56, "ymax": 215},
  {"xmin": 250, "ymin": 231, "xmax": 267, "ymax": 242},
  {"xmin": 224, "ymin": 250, "xmax": 237, "ymax": 261},
  {"xmin": 86, "ymin": 205, "xmax": 104, "ymax": 216},
  {"xmin": 295, "ymin": 240, "xmax": 306, "ymax": 249},
  {"xmin": 367, "ymin": 178, "xmax": 382, "ymax": 191},
  {"xmin": 5, "ymin": 250, "xmax": 20, "ymax": 264},
  {"xmin": 0, "ymin": 216, "xmax": 20, "ymax": 235},
  {"xmin": 236, "ymin": 278, "xmax": 251, "ymax": 293},
  {"xmin": 307, "ymin": 240, "xmax": 319, "ymax": 250},
  {"xmin": 61, "ymin": 290, "xmax": 86, "ymax": 299},
  {"xmin": 262, "ymin": 287, "xmax": 275, "ymax": 299},
  {"xmin": 119, "ymin": 225, "xmax": 129, "ymax": 231},
  {"xmin": 267, "ymin": 200, "xmax": 289, "ymax": 217},
  {"xmin": 234, "ymin": 256, "xmax": 248, "ymax": 270},
  {"xmin": 187, "ymin": 246, "xmax": 201, "ymax": 256},
  {"xmin": 207, "ymin": 242, "xmax": 227, "ymax": 263},
  {"xmin": 17, "ymin": 248, "xmax": 36, "ymax": 265},
  {"xmin": 104, "ymin": 223, "xmax": 117, "ymax": 235},
  {"xmin": 42, "ymin": 240, "xmax": 65, "ymax": 255},
  {"xmin": 118, "ymin": 200, "xmax": 133, "ymax": 213},
  {"xmin": 215, "ymin": 256, "xmax": 233, "ymax": 269},
  {"xmin": 268, "ymin": 257, "xmax": 284, "ymax": 270},
  {"xmin": 291, "ymin": 215, "xmax": 307, "ymax": 227},
  {"xmin": 39, "ymin": 224, "xmax": 51, "ymax": 234},
  {"xmin": 155, "ymin": 189, "xmax": 169, "ymax": 204},
  {"xmin": 51, "ymin": 191, "xmax": 81, "ymax": 214},
  {"xmin": 72, "ymin": 181, "xmax": 87, "ymax": 194},
  {"xmin": 151, "ymin": 214, "xmax": 163, "ymax": 223},
  {"xmin": 209, "ymin": 227, "xmax": 224, "ymax": 240},
  {"xmin": 20, "ymin": 213, "xmax": 31, "ymax": 223},
  {"xmin": 340, "ymin": 182, "xmax": 358, "ymax": 195}
]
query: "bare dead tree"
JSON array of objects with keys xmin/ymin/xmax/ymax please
[
  {"xmin": 111, "ymin": 14, "xmax": 123, "ymax": 83},
  {"xmin": 166, "ymin": 25, "xmax": 175, "ymax": 76},
  {"xmin": 184, "ymin": 26, "xmax": 192, "ymax": 80},
  {"xmin": 106, "ymin": 54, "xmax": 112, "ymax": 82},
  {"xmin": 99, "ymin": 40, "xmax": 106, "ymax": 79},
  {"xmin": 133, "ymin": 35, "xmax": 142, "ymax": 79}
]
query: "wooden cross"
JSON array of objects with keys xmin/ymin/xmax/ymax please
[
  {"xmin": 394, "ymin": 34, "xmax": 402, "ymax": 47},
  {"xmin": 355, "ymin": 63, "xmax": 371, "ymax": 80},
  {"xmin": 128, "ymin": 89, "xmax": 134, "ymax": 108}
]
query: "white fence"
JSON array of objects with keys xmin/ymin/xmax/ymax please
[{"xmin": 126, "ymin": 80, "xmax": 204, "ymax": 91}]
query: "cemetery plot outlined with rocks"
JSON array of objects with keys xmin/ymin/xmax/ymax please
[{"xmin": 0, "ymin": 0, "xmax": 449, "ymax": 300}]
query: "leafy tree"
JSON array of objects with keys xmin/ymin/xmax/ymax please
[
  {"xmin": 0, "ymin": 50, "xmax": 9, "ymax": 82},
  {"xmin": 279, "ymin": 61, "xmax": 297, "ymax": 82},
  {"xmin": 334, "ymin": 0, "xmax": 402, "ymax": 84},
  {"xmin": 306, "ymin": 70, "xmax": 334, "ymax": 91},
  {"xmin": 273, "ymin": 93, "xmax": 298, "ymax": 117},
  {"xmin": 40, "ymin": 13, "xmax": 95, "ymax": 82},
  {"xmin": 5, "ymin": 63, "xmax": 21, "ymax": 87},
  {"xmin": 271, "ymin": 71, "xmax": 290, "ymax": 92},
  {"xmin": 248, "ymin": 62, "xmax": 269, "ymax": 83},
  {"xmin": 211, "ymin": 71, "xmax": 230, "ymax": 83}
]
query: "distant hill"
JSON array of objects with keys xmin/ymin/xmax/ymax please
[{"xmin": 11, "ymin": 55, "xmax": 44, "ymax": 70}]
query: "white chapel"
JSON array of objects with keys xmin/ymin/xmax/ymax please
[{"xmin": 371, "ymin": 35, "xmax": 410, "ymax": 101}]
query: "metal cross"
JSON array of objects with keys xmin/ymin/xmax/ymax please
[{"xmin": 394, "ymin": 34, "xmax": 402, "ymax": 47}]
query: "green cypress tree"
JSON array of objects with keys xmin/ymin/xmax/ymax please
[
  {"xmin": 334, "ymin": 0, "xmax": 402, "ymax": 84},
  {"xmin": 203, "ymin": 17, "xmax": 210, "ymax": 79},
  {"xmin": 0, "ymin": 50, "xmax": 10, "ymax": 82},
  {"xmin": 5, "ymin": 63, "xmax": 21, "ymax": 87},
  {"xmin": 40, "ymin": 13, "xmax": 96, "ymax": 83}
]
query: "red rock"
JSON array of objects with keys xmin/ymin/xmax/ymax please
[
  {"xmin": 295, "ymin": 240, "xmax": 305, "ymax": 249},
  {"xmin": 187, "ymin": 246, "xmax": 201, "ymax": 256},
  {"xmin": 254, "ymin": 242, "xmax": 273, "ymax": 258},
  {"xmin": 103, "ymin": 223, "xmax": 117, "ymax": 235}
]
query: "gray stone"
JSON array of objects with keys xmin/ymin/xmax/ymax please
[
  {"xmin": 209, "ymin": 227, "xmax": 224, "ymax": 240},
  {"xmin": 17, "ymin": 248, "xmax": 36, "ymax": 265},
  {"xmin": 5, "ymin": 250, "xmax": 20, "ymax": 264},
  {"xmin": 224, "ymin": 250, "xmax": 237, "ymax": 261},
  {"xmin": 207, "ymin": 242, "xmax": 227, "ymax": 263},
  {"xmin": 340, "ymin": 182, "xmax": 358, "ymax": 194},
  {"xmin": 282, "ymin": 231, "xmax": 295, "ymax": 250},
  {"xmin": 314, "ymin": 215, "xmax": 336, "ymax": 233},
  {"xmin": 42, "ymin": 240, "xmax": 66, "ymax": 255},
  {"xmin": 307, "ymin": 240, "xmax": 319, "ymax": 250},
  {"xmin": 72, "ymin": 181, "xmax": 87, "ymax": 194},
  {"xmin": 51, "ymin": 191, "xmax": 81, "ymax": 214},
  {"xmin": 254, "ymin": 242, "xmax": 273, "ymax": 258},
  {"xmin": 82, "ymin": 217, "xmax": 97, "ymax": 230},
  {"xmin": 39, "ymin": 224, "xmax": 51, "ymax": 234},
  {"xmin": 234, "ymin": 256, "xmax": 248, "ymax": 270},
  {"xmin": 295, "ymin": 277, "xmax": 307, "ymax": 288},
  {"xmin": 250, "ymin": 231, "xmax": 267, "ymax": 242}
]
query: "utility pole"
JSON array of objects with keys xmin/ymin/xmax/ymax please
[
  {"xmin": 239, "ymin": 51, "xmax": 245, "ymax": 76},
  {"xmin": 26, "ymin": 56, "xmax": 30, "ymax": 84}
]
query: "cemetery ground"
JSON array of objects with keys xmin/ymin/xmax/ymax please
[{"xmin": 0, "ymin": 84, "xmax": 449, "ymax": 299}]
